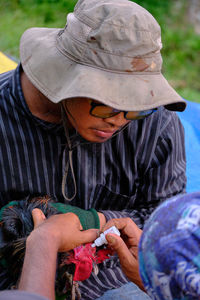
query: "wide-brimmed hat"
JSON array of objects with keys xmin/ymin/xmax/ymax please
[{"xmin": 20, "ymin": 0, "xmax": 186, "ymax": 112}]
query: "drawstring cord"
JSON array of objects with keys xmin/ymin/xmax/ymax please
[
  {"xmin": 60, "ymin": 102, "xmax": 130, "ymax": 202},
  {"xmin": 61, "ymin": 105, "xmax": 77, "ymax": 202}
]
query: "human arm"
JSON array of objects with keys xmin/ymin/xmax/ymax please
[
  {"xmin": 18, "ymin": 209, "xmax": 98, "ymax": 300},
  {"xmin": 19, "ymin": 227, "xmax": 58, "ymax": 300},
  {"xmin": 102, "ymin": 218, "xmax": 145, "ymax": 291}
]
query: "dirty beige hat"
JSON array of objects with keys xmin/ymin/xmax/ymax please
[{"xmin": 20, "ymin": 0, "xmax": 186, "ymax": 112}]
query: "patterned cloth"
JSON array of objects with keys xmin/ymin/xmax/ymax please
[
  {"xmin": 0, "ymin": 65, "xmax": 186, "ymax": 299},
  {"xmin": 139, "ymin": 192, "xmax": 200, "ymax": 300}
]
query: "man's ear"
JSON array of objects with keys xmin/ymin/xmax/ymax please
[{"xmin": 32, "ymin": 208, "xmax": 46, "ymax": 229}]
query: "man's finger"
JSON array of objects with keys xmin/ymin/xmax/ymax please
[
  {"xmin": 32, "ymin": 208, "xmax": 46, "ymax": 229},
  {"xmin": 103, "ymin": 218, "xmax": 142, "ymax": 242},
  {"xmin": 106, "ymin": 233, "xmax": 136, "ymax": 266},
  {"xmin": 103, "ymin": 218, "xmax": 133, "ymax": 232},
  {"xmin": 78, "ymin": 228, "xmax": 100, "ymax": 245},
  {"xmin": 106, "ymin": 233, "xmax": 144, "ymax": 289}
]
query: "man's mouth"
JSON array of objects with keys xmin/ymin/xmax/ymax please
[{"xmin": 92, "ymin": 128, "xmax": 116, "ymax": 139}]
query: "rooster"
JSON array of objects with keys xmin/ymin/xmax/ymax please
[{"xmin": 0, "ymin": 196, "xmax": 113, "ymax": 300}]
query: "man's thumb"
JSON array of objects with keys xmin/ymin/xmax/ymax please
[
  {"xmin": 106, "ymin": 233, "xmax": 131, "ymax": 260},
  {"xmin": 106, "ymin": 233, "xmax": 120, "ymax": 247},
  {"xmin": 32, "ymin": 208, "xmax": 46, "ymax": 229}
]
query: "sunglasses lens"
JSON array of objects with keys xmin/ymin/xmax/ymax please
[
  {"xmin": 126, "ymin": 109, "xmax": 156, "ymax": 120},
  {"xmin": 89, "ymin": 100, "xmax": 157, "ymax": 120},
  {"xmin": 125, "ymin": 111, "xmax": 140, "ymax": 119},
  {"xmin": 91, "ymin": 106, "xmax": 119, "ymax": 118}
]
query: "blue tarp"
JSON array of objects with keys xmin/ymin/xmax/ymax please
[{"xmin": 177, "ymin": 100, "xmax": 200, "ymax": 193}]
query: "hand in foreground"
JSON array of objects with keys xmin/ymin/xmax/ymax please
[
  {"xmin": 19, "ymin": 209, "xmax": 99, "ymax": 300},
  {"xmin": 30, "ymin": 208, "xmax": 99, "ymax": 252},
  {"xmin": 103, "ymin": 218, "xmax": 145, "ymax": 291}
]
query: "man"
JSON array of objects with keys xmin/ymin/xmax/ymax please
[{"xmin": 0, "ymin": 0, "xmax": 186, "ymax": 298}]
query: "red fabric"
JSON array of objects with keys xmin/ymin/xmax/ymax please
[{"xmin": 65, "ymin": 243, "xmax": 113, "ymax": 281}]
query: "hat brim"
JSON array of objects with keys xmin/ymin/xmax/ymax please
[{"xmin": 20, "ymin": 27, "xmax": 186, "ymax": 112}]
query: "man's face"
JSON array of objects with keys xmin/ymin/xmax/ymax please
[{"xmin": 63, "ymin": 98, "xmax": 130, "ymax": 143}]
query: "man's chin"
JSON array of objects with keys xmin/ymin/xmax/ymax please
[
  {"xmin": 80, "ymin": 132, "xmax": 111, "ymax": 143},
  {"xmin": 85, "ymin": 136, "xmax": 110, "ymax": 143}
]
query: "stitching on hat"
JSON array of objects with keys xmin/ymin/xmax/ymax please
[
  {"xmin": 56, "ymin": 35, "xmax": 162, "ymax": 74},
  {"xmin": 56, "ymin": 34, "xmax": 87, "ymax": 63},
  {"xmin": 56, "ymin": 47, "xmax": 161, "ymax": 74},
  {"xmin": 66, "ymin": 14, "xmax": 91, "ymax": 43},
  {"xmin": 62, "ymin": 13, "xmax": 161, "ymax": 64},
  {"xmin": 74, "ymin": 1, "xmax": 155, "ymax": 31},
  {"xmin": 56, "ymin": 31, "xmax": 161, "ymax": 60},
  {"xmin": 75, "ymin": 10, "xmax": 156, "ymax": 31},
  {"xmin": 56, "ymin": 43, "xmax": 162, "ymax": 75},
  {"xmin": 75, "ymin": 10, "xmax": 97, "ymax": 30}
]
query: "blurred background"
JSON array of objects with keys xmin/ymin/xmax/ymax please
[{"xmin": 0, "ymin": 0, "xmax": 200, "ymax": 102}]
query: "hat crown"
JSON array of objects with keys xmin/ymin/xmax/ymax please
[{"xmin": 56, "ymin": 0, "xmax": 163, "ymax": 73}]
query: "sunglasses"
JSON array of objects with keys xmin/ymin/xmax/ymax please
[{"xmin": 89, "ymin": 100, "xmax": 157, "ymax": 120}]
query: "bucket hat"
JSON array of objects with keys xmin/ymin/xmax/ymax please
[{"xmin": 20, "ymin": 0, "xmax": 186, "ymax": 112}]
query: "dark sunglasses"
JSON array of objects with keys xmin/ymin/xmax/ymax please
[{"xmin": 89, "ymin": 100, "xmax": 157, "ymax": 120}]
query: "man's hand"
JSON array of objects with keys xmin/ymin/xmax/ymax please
[
  {"xmin": 19, "ymin": 209, "xmax": 99, "ymax": 300},
  {"xmin": 30, "ymin": 208, "xmax": 99, "ymax": 252},
  {"xmin": 103, "ymin": 218, "xmax": 145, "ymax": 291}
]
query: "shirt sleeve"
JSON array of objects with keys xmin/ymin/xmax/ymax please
[
  {"xmin": 101, "ymin": 111, "xmax": 186, "ymax": 228},
  {"xmin": 0, "ymin": 291, "xmax": 49, "ymax": 300}
]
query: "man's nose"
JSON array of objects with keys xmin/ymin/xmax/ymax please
[{"xmin": 103, "ymin": 112, "xmax": 129, "ymax": 127}]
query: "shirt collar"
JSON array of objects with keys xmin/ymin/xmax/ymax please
[{"xmin": 9, "ymin": 64, "xmax": 64, "ymax": 132}]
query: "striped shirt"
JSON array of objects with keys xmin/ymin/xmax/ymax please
[{"xmin": 0, "ymin": 65, "xmax": 186, "ymax": 299}]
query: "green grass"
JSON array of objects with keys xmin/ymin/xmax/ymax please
[
  {"xmin": 0, "ymin": 0, "xmax": 75, "ymax": 58},
  {"xmin": 134, "ymin": 0, "xmax": 200, "ymax": 102},
  {"xmin": 0, "ymin": 0, "xmax": 199, "ymax": 102}
]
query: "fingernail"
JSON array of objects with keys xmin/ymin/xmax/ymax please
[{"xmin": 106, "ymin": 235, "xmax": 116, "ymax": 245}]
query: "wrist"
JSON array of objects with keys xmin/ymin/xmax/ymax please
[
  {"xmin": 27, "ymin": 227, "xmax": 60, "ymax": 253},
  {"xmin": 20, "ymin": 227, "xmax": 58, "ymax": 300}
]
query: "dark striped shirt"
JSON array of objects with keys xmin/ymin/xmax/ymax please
[{"xmin": 0, "ymin": 65, "xmax": 186, "ymax": 299}]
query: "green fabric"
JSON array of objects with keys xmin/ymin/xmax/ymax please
[
  {"xmin": 0, "ymin": 201, "xmax": 18, "ymax": 221},
  {"xmin": 50, "ymin": 202, "xmax": 100, "ymax": 230},
  {"xmin": 0, "ymin": 200, "xmax": 100, "ymax": 230}
]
